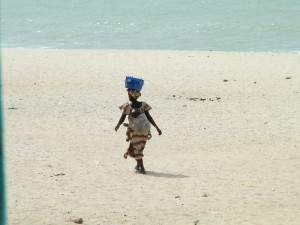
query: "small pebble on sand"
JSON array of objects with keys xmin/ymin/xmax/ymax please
[{"xmin": 72, "ymin": 218, "xmax": 83, "ymax": 224}]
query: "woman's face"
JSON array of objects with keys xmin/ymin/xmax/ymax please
[
  {"xmin": 128, "ymin": 93, "xmax": 134, "ymax": 101},
  {"xmin": 127, "ymin": 89, "xmax": 140, "ymax": 101}
]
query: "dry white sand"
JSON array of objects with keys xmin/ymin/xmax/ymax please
[{"xmin": 2, "ymin": 48, "xmax": 300, "ymax": 225}]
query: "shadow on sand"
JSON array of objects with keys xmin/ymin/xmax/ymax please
[{"xmin": 145, "ymin": 171, "xmax": 188, "ymax": 178}]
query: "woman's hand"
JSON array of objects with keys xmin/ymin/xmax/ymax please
[{"xmin": 156, "ymin": 127, "xmax": 162, "ymax": 135}]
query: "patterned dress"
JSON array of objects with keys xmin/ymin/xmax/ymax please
[{"xmin": 119, "ymin": 102, "xmax": 152, "ymax": 160}]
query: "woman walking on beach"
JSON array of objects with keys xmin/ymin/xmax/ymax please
[{"xmin": 115, "ymin": 77, "xmax": 162, "ymax": 174}]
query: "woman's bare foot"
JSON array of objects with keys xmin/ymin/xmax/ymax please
[
  {"xmin": 140, "ymin": 166, "xmax": 146, "ymax": 174},
  {"xmin": 135, "ymin": 165, "xmax": 141, "ymax": 171}
]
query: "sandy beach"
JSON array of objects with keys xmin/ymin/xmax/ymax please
[{"xmin": 2, "ymin": 48, "xmax": 300, "ymax": 225}]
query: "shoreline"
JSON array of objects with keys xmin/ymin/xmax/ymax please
[{"xmin": 1, "ymin": 47, "xmax": 300, "ymax": 55}]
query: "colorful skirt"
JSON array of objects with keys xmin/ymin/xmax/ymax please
[{"xmin": 124, "ymin": 125, "xmax": 152, "ymax": 160}]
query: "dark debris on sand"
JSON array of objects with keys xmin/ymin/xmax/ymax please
[{"xmin": 71, "ymin": 218, "xmax": 83, "ymax": 224}]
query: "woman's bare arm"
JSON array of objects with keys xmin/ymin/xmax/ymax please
[
  {"xmin": 145, "ymin": 111, "xmax": 162, "ymax": 135},
  {"xmin": 115, "ymin": 114, "xmax": 126, "ymax": 131}
]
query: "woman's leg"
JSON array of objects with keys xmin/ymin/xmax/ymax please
[
  {"xmin": 135, "ymin": 159, "xmax": 140, "ymax": 171},
  {"xmin": 136, "ymin": 159, "xmax": 146, "ymax": 174}
]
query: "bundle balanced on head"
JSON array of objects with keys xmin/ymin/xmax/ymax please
[{"xmin": 115, "ymin": 76, "xmax": 162, "ymax": 174}]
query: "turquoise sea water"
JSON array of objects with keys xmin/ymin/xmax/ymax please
[{"xmin": 1, "ymin": 0, "xmax": 300, "ymax": 52}]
